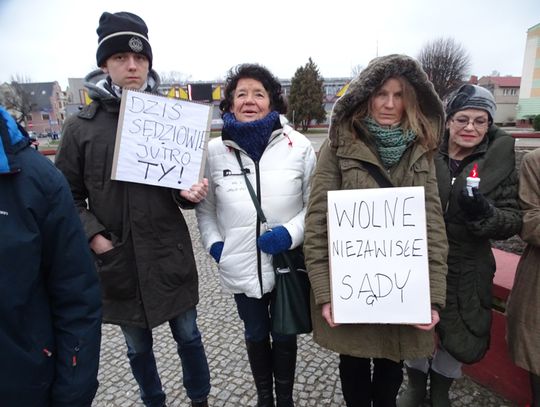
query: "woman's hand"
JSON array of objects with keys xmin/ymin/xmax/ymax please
[
  {"xmin": 413, "ymin": 309, "xmax": 440, "ymax": 331},
  {"xmin": 180, "ymin": 178, "xmax": 209, "ymax": 203},
  {"xmin": 322, "ymin": 303, "xmax": 340, "ymax": 328}
]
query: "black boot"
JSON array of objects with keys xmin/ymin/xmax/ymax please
[
  {"xmin": 191, "ymin": 400, "xmax": 208, "ymax": 407},
  {"xmin": 397, "ymin": 367, "xmax": 428, "ymax": 407},
  {"xmin": 246, "ymin": 339, "xmax": 275, "ymax": 407},
  {"xmin": 531, "ymin": 373, "xmax": 540, "ymax": 407},
  {"xmin": 273, "ymin": 340, "xmax": 297, "ymax": 407},
  {"xmin": 338, "ymin": 355, "xmax": 372, "ymax": 407},
  {"xmin": 429, "ymin": 370, "xmax": 453, "ymax": 407}
]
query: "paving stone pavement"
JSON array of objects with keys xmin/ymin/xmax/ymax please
[{"xmin": 92, "ymin": 210, "xmax": 517, "ymax": 407}]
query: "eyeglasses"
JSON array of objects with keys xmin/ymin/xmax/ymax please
[{"xmin": 451, "ymin": 115, "xmax": 489, "ymax": 131}]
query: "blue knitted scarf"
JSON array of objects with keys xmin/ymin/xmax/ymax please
[
  {"xmin": 222, "ymin": 111, "xmax": 280, "ymax": 162},
  {"xmin": 363, "ymin": 117, "xmax": 416, "ymax": 168}
]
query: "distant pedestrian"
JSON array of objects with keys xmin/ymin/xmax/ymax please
[
  {"xmin": 55, "ymin": 11, "xmax": 211, "ymax": 407},
  {"xmin": 400, "ymin": 84, "xmax": 522, "ymax": 407},
  {"xmin": 506, "ymin": 147, "xmax": 540, "ymax": 407},
  {"xmin": 0, "ymin": 105, "xmax": 102, "ymax": 406}
]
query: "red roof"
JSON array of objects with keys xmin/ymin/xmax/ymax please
[{"xmin": 479, "ymin": 76, "xmax": 521, "ymax": 87}]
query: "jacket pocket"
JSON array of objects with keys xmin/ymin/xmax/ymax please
[
  {"xmin": 94, "ymin": 244, "xmax": 137, "ymax": 300},
  {"xmin": 456, "ymin": 261, "xmax": 493, "ymax": 337},
  {"xmin": 153, "ymin": 238, "xmax": 196, "ymax": 290},
  {"xmin": 411, "ymin": 159, "xmax": 430, "ymax": 185},
  {"xmin": 338, "ymin": 158, "xmax": 370, "ymax": 189}
]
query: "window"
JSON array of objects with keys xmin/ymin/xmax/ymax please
[
  {"xmin": 42, "ymin": 113, "xmax": 50, "ymax": 120},
  {"xmin": 502, "ymin": 88, "xmax": 518, "ymax": 96}
]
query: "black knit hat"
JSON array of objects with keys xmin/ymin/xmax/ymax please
[{"xmin": 96, "ymin": 11, "xmax": 153, "ymax": 69}]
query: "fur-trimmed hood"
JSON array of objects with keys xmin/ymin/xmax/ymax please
[{"xmin": 329, "ymin": 54, "xmax": 444, "ymax": 146}]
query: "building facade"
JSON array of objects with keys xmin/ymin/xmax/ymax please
[
  {"xmin": 20, "ymin": 82, "xmax": 66, "ymax": 135},
  {"xmin": 478, "ymin": 76, "xmax": 521, "ymax": 124},
  {"xmin": 516, "ymin": 22, "xmax": 540, "ymax": 125}
]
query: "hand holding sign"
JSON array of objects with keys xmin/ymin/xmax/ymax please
[{"xmin": 180, "ymin": 178, "xmax": 209, "ymax": 203}]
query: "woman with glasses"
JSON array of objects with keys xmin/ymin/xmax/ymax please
[{"xmin": 399, "ymin": 84, "xmax": 522, "ymax": 407}]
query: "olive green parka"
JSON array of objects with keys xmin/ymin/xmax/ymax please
[{"xmin": 304, "ymin": 55, "xmax": 449, "ymax": 362}]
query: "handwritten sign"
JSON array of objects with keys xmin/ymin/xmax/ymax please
[
  {"xmin": 112, "ymin": 89, "xmax": 212, "ymax": 189},
  {"xmin": 327, "ymin": 187, "xmax": 431, "ymax": 324}
]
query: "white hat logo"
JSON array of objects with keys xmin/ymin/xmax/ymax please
[{"xmin": 128, "ymin": 37, "xmax": 143, "ymax": 53}]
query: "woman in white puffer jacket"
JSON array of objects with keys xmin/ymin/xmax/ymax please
[{"xmin": 196, "ymin": 63, "xmax": 316, "ymax": 407}]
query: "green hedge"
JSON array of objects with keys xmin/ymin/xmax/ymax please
[{"xmin": 534, "ymin": 115, "xmax": 540, "ymax": 131}]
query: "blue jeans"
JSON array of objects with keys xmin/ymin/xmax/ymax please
[
  {"xmin": 234, "ymin": 293, "xmax": 296, "ymax": 343},
  {"xmin": 121, "ymin": 308, "xmax": 210, "ymax": 407}
]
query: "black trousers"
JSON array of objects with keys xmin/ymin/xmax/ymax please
[{"xmin": 339, "ymin": 355, "xmax": 403, "ymax": 407}]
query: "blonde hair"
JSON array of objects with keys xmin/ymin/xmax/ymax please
[{"xmin": 351, "ymin": 76, "xmax": 438, "ymax": 151}]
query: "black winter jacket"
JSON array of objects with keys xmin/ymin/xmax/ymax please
[
  {"xmin": 0, "ymin": 108, "xmax": 102, "ymax": 406},
  {"xmin": 435, "ymin": 125, "xmax": 521, "ymax": 363},
  {"xmin": 55, "ymin": 70, "xmax": 200, "ymax": 328}
]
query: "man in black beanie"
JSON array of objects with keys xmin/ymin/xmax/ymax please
[{"xmin": 55, "ymin": 11, "xmax": 211, "ymax": 407}]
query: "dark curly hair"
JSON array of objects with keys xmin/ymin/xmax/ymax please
[{"xmin": 219, "ymin": 63, "xmax": 287, "ymax": 116}]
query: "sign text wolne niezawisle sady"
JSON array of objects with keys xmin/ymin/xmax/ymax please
[{"xmin": 327, "ymin": 186, "xmax": 431, "ymax": 324}]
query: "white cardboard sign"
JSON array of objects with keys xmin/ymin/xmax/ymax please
[
  {"xmin": 327, "ymin": 187, "xmax": 431, "ymax": 324},
  {"xmin": 112, "ymin": 89, "xmax": 212, "ymax": 189}
]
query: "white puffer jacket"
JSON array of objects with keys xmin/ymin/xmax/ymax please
[{"xmin": 196, "ymin": 121, "xmax": 316, "ymax": 298}]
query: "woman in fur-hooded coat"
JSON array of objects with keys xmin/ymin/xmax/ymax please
[{"xmin": 304, "ymin": 54, "xmax": 448, "ymax": 406}]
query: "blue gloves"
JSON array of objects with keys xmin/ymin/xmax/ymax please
[
  {"xmin": 257, "ymin": 226, "xmax": 292, "ymax": 255},
  {"xmin": 209, "ymin": 241, "xmax": 224, "ymax": 263},
  {"xmin": 458, "ymin": 187, "xmax": 494, "ymax": 220},
  {"xmin": 211, "ymin": 226, "xmax": 292, "ymax": 261}
]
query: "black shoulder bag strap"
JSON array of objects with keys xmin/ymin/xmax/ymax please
[
  {"xmin": 234, "ymin": 149, "xmax": 268, "ymax": 228},
  {"xmin": 361, "ymin": 161, "xmax": 394, "ymax": 188}
]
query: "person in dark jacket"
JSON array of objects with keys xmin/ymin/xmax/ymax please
[
  {"xmin": 55, "ymin": 11, "xmax": 210, "ymax": 407},
  {"xmin": 0, "ymin": 105, "xmax": 102, "ymax": 406},
  {"xmin": 399, "ymin": 85, "xmax": 522, "ymax": 407}
]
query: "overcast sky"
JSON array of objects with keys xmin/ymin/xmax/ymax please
[{"xmin": 1, "ymin": 0, "xmax": 539, "ymax": 89}]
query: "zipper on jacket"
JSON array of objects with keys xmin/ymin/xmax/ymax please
[{"xmin": 254, "ymin": 160, "xmax": 264, "ymax": 297}]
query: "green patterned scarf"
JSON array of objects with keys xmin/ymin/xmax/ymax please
[{"xmin": 363, "ymin": 117, "xmax": 416, "ymax": 168}]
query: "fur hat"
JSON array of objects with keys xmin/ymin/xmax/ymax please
[
  {"xmin": 445, "ymin": 84, "xmax": 496, "ymax": 121},
  {"xmin": 96, "ymin": 11, "xmax": 153, "ymax": 69}
]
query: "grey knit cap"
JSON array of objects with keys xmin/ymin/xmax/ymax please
[{"xmin": 445, "ymin": 84, "xmax": 496, "ymax": 121}]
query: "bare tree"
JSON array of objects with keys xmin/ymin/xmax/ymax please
[
  {"xmin": 417, "ymin": 38, "xmax": 471, "ymax": 99},
  {"xmin": 1, "ymin": 75, "xmax": 35, "ymax": 126},
  {"xmin": 159, "ymin": 70, "xmax": 192, "ymax": 85},
  {"xmin": 351, "ymin": 64, "xmax": 364, "ymax": 78}
]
